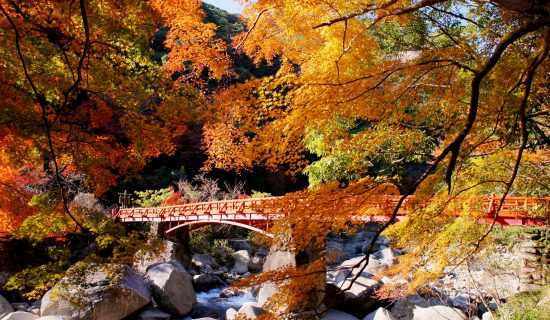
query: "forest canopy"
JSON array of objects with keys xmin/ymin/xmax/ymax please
[{"xmin": 0, "ymin": 0, "xmax": 548, "ymax": 311}]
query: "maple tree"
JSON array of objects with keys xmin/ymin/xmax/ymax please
[
  {"xmin": 0, "ymin": 0, "xmax": 230, "ymax": 234},
  {"xmin": 200, "ymin": 0, "xmax": 550, "ymax": 316},
  {"xmin": 0, "ymin": 0, "xmax": 548, "ymax": 315}
]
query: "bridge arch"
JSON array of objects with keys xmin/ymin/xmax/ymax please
[{"xmin": 165, "ymin": 220, "xmax": 274, "ymax": 238}]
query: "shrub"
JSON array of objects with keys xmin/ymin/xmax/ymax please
[{"xmin": 495, "ymin": 285, "xmax": 550, "ymax": 320}]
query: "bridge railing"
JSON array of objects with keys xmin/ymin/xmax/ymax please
[
  {"xmin": 116, "ymin": 197, "xmax": 281, "ymax": 221},
  {"xmin": 114, "ymin": 195, "xmax": 549, "ymax": 226}
]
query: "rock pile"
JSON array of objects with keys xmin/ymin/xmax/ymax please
[{"xmin": 518, "ymin": 228, "xmax": 549, "ymax": 291}]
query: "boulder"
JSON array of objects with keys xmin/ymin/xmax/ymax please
[
  {"xmin": 338, "ymin": 255, "xmax": 387, "ymax": 277},
  {"xmin": 255, "ymin": 247, "xmax": 270, "ymax": 258},
  {"xmin": 134, "ymin": 240, "xmax": 189, "ymax": 272},
  {"xmin": 390, "ymin": 295, "xmax": 429, "ymax": 320},
  {"xmin": 225, "ymin": 308, "xmax": 237, "ymax": 320},
  {"xmin": 478, "ymin": 301, "xmax": 498, "ymax": 314},
  {"xmin": 237, "ymin": 302, "xmax": 264, "ymax": 318},
  {"xmin": 27, "ymin": 308, "xmax": 40, "ymax": 316},
  {"xmin": 337, "ymin": 276, "xmax": 380, "ymax": 299},
  {"xmin": 362, "ymin": 307, "xmax": 396, "ymax": 320},
  {"xmin": 147, "ymin": 261, "xmax": 196, "ymax": 315},
  {"xmin": 373, "ymin": 248, "xmax": 396, "ymax": 266},
  {"xmin": 136, "ymin": 307, "xmax": 172, "ymax": 320},
  {"xmin": 451, "ymin": 292, "xmax": 475, "ymax": 314},
  {"xmin": 362, "ymin": 233, "xmax": 390, "ymax": 253},
  {"xmin": 327, "ymin": 241, "xmax": 348, "ymax": 264},
  {"xmin": 327, "ymin": 269, "xmax": 353, "ymax": 284},
  {"xmin": 11, "ymin": 304, "xmax": 29, "ymax": 312},
  {"xmin": 0, "ymin": 295, "xmax": 14, "ymax": 319},
  {"xmin": 262, "ymin": 251, "xmax": 295, "ymax": 272},
  {"xmin": 232, "ymin": 250, "xmax": 250, "ymax": 275},
  {"xmin": 412, "ymin": 305, "xmax": 467, "ymax": 320},
  {"xmin": 41, "ymin": 264, "xmax": 150, "ymax": 320},
  {"xmin": 331, "ymin": 276, "xmax": 381, "ymax": 316},
  {"xmin": 36, "ymin": 317, "xmax": 68, "ymax": 320},
  {"xmin": 219, "ymin": 287, "xmax": 248, "ymax": 298},
  {"xmin": 257, "ymin": 282, "xmax": 277, "ymax": 307},
  {"xmin": 1, "ymin": 311, "xmax": 39, "ymax": 320},
  {"xmin": 322, "ymin": 309, "xmax": 360, "ymax": 320},
  {"xmin": 227, "ymin": 239, "xmax": 254, "ymax": 254},
  {"xmin": 192, "ymin": 253, "xmax": 220, "ymax": 270},
  {"xmin": 257, "ymin": 250, "xmax": 296, "ymax": 307},
  {"xmin": 192, "ymin": 274, "xmax": 225, "ymax": 291},
  {"xmin": 248, "ymin": 256, "xmax": 264, "ymax": 272}
]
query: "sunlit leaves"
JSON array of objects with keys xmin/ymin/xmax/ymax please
[{"xmin": 0, "ymin": 0, "xmax": 219, "ymax": 232}]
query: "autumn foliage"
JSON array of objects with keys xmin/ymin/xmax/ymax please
[
  {"xmin": 0, "ymin": 0, "xmax": 229, "ymax": 233},
  {"xmin": 0, "ymin": 0, "xmax": 549, "ymax": 314}
]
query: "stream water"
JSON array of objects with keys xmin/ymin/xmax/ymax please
[{"xmin": 189, "ymin": 287, "xmax": 256, "ymax": 319}]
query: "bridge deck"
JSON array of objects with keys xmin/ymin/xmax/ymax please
[{"xmin": 114, "ymin": 196, "xmax": 549, "ymax": 229}]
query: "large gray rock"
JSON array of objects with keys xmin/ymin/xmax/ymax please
[
  {"xmin": 329, "ymin": 275, "xmax": 381, "ymax": 316},
  {"xmin": 451, "ymin": 291, "xmax": 475, "ymax": 313},
  {"xmin": 227, "ymin": 239, "xmax": 254, "ymax": 254},
  {"xmin": 322, "ymin": 309, "xmax": 360, "ymax": 320},
  {"xmin": 0, "ymin": 295, "xmax": 14, "ymax": 319},
  {"xmin": 225, "ymin": 308, "xmax": 238, "ymax": 320},
  {"xmin": 1, "ymin": 311, "xmax": 39, "ymax": 320},
  {"xmin": 134, "ymin": 240, "xmax": 189, "ymax": 272},
  {"xmin": 257, "ymin": 250, "xmax": 296, "ymax": 308},
  {"xmin": 362, "ymin": 233, "xmax": 390, "ymax": 253},
  {"xmin": 191, "ymin": 253, "xmax": 219, "ymax": 274},
  {"xmin": 262, "ymin": 251, "xmax": 295, "ymax": 272},
  {"xmin": 412, "ymin": 305, "xmax": 467, "ymax": 320},
  {"xmin": 236, "ymin": 302, "xmax": 264, "ymax": 319},
  {"xmin": 373, "ymin": 248, "xmax": 396, "ymax": 266},
  {"xmin": 248, "ymin": 256, "xmax": 264, "ymax": 272},
  {"xmin": 10, "ymin": 304, "xmax": 29, "ymax": 312},
  {"xmin": 257, "ymin": 282, "xmax": 277, "ymax": 307},
  {"xmin": 327, "ymin": 241, "xmax": 349, "ymax": 264},
  {"xmin": 390, "ymin": 295, "xmax": 429, "ymax": 320},
  {"xmin": 232, "ymin": 250, "xmax": 250, "ymax": 275},
  {"xmin": 147, "ymin": 261, "xmax": 196, "ymax": 315},
  {"xmin": 41, "ymin": 264, "xmax": 150, "ymax": 320},
  {"xmin": 192, "ymin": 253, "xmax": 219, "ymax": 269},
  {"xmin": 192, "ymin": 274, "xmax": 225, "ymax": 291},
  {"xmin": 338, "ymin": 255, "xmax": 387, "ymax": 277},
  {"xmin": 136, "ymin": 307, "xmax": 172, "ymax": 320},
  {"xmin": 362, "ymin": 307, "xmax": 397, "ymax": 320}
]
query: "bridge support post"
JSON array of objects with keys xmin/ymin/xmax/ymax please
[
  {"xmin": 260, "ymin": 225, "xmax": 327, "ymax": 319},
  {"xmin": 166, "ymin": 225, "xmax": 193, "ymax": 270},
  {"xmin": 151, "ymin": 222, "xmax": 193, "ymax": 270}
]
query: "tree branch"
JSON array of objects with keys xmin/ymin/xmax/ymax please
[
  {"xmin": 443, "ymin": 18, "xmax": 549, "ymax": 190},
  {"xmin": 62, "ymin": 0, "xmax": 91, "ymax": 107},
  {"xmin": 234, "ymin": 7, "xmax": 272, "ymax": 51},
  {"xmin": 313, "ymin": 0, "xmax": 445, "ymax": 29},
  {"xmin": 333, "ymin": 17, "xmax": 550, "ymax": 303},
  {"xmin": 0, "ymin": 2, "xmax": 87, "ymax": 232},
  {"xmin": 456, "ymin": 29, "xmax": 550, "ymax": 264}
]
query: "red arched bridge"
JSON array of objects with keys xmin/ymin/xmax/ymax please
[{"xmin": 113, "ymin": 195, "xmax": 549, "ymax": 236}]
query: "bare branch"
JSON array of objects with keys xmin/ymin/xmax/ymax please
[
  {"xmin": 62, "ymin": 0, "xmax": 91, "ymax": 105},
  {"xmin": 0, "ymin": 2, "xmax": 87, "ymax": 232},
  {"xmin": 234, "ymin": 7, "xmax": 271, "ymax": 51},
  {"xmin": 313, "ymin": 0, "xmax": 445, "ymax": 29},
  {"xmin": 443, "ymin": 18, "xmax": 550, "ymax": 190}
]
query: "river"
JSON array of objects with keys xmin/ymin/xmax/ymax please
[{"xmin": 188, "ymin": 287, "xmax": 256, "ymax": 319}]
